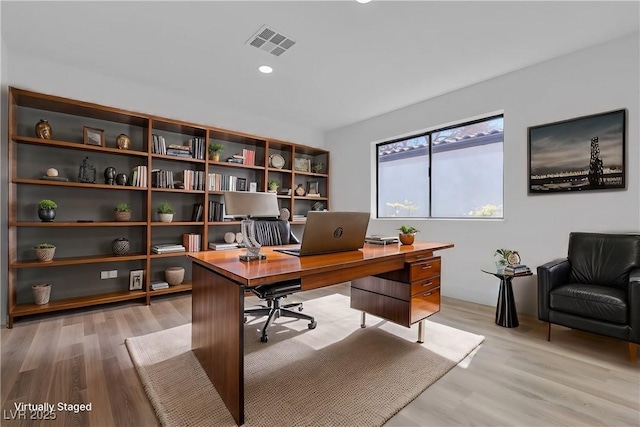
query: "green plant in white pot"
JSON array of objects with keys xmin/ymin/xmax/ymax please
[{"xmin": 157, "ymin": 201, "xmax": 175, "ymax": 222}]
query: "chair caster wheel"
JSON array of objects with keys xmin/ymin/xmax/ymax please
[
  {"xmin": 244, "ymin": 317, "xmax": 248, "ymax": 323},
  {"xmin": 260, "ymin": 335, "xmax": 268, "ymax": 343},
  {"xmin": 308, "ymin": 321, "xmax": 317, "ymax": 330},
  {"xmin": 298, "ymin": 306, "xmax": 304, "ymax": 312}
]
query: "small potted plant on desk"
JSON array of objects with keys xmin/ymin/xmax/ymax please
[
  {"xmin": 114, "ymin": 203, "xmax": 131, "ymax": 222},
  {"xmin": 157, "ymin": 201, "xmax": 175, "ymax": 223},
  {"xmin": 208, "ymin": 143, "xmax": 224, "ymax": 162},
  {"xmin": 397, "ymin": 225, "xmax": 419, "ymax": 245},
  {"xmin": 37, "ymin": 199, "xmax": 57, "ymax": 222}
]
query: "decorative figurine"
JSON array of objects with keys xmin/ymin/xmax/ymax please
[
  {"xmin": 115, "ymin": 173, "xmax": 128, "ymax": 186},
  {"xmin": 46, "ymin": 168, "xmax": 59, "ymax": 177},
  {"xmin": 35, "ymin": 119, "xmax": 52, "ymax": 139},
  {"xmin": 78, "ymin": 157, "xmax": 97, "ymax": 183},
  {"xmin": 104, "ymin": 167, "xmax": 116, "ymax": 185},
  {"xmin": 116, "ymin": 134, "xmax": 131, "ymax": 150}
]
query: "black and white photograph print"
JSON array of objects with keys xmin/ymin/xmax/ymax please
[
  {"xmin": 129, "ymin": 269, "xmax": 144, "ymax": 291},
  {"xmin": 528, "ymin": 109, "xmax": 625, "ymax": 194},
  {"xmin": 83, "ymin": 126, "xmax": 105, "ymax": 147}
]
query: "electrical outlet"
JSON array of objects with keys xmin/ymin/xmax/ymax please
[
  {"xmin": 100, "ymin": 271, "xmax": 109, "ymax": 279},
  {"xmin": 108, "ymin": 270, "xmax": 118, "ymax": 278}
]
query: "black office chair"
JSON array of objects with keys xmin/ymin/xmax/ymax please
[{"xmin": 244, "ymin": 219, "xmax": 317, "ymax": 342}]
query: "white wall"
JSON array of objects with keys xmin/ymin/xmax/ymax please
[{"xmin": 326, "ymin": 34, "xmax": 640, "ymax": 317}]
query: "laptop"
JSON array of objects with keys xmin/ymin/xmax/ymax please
[{"xmin": 275, "ymin": 211, "xmax": 370, "ymax": 256}]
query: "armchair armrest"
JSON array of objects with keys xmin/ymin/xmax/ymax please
[
  {"xmin": 629, "ymin": 269, "xmax": 640, "ymax": 343},
  {"xmin": 537, "ymin": 258, "xmax": 571, "ymax": 321}
]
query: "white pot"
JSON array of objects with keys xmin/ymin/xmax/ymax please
[{"xmin": 158, "ymin": 213, "xmax": 174, "ymax": 223}]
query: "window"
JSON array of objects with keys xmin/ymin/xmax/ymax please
[{"xmin": 376, "ymin": 115, "xmax": 503, "ymax": 219}]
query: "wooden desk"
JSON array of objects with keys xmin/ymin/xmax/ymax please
[{"xmin": 189, "ymin": 241, "xmax": 453, "ymax": 425}]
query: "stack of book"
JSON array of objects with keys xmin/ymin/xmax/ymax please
[
  {"xmin": 150, "ymin": 280, "xmax": 169, "ymax": 291},
  {"xmin": 242, "ymin": 148, "xmax": 256, "ymax": 165},
  {"xmin": 151, "ymin": 244, "xmax": 186, "ymax": 254},
  {"xmin": 292, "ymin": 215, "xmax": 306, "ymax": 223},
  {"xmin": 365, "ymin": 235, "xmax": 399, "ymax": 245},
  {"xmin": 504, "ymin": 264, "xmax": 531, "ymax": 275},
  {"xmin": 183, "ymin": 233, "xmax": 202, "ymax": 252},
  {"xmin": 209, "ymin": 242, "xmax": 239, "ymax": 250},
  {"xmin": 166, "ymin": 144, "xmax": 192, "ymax": 158}
]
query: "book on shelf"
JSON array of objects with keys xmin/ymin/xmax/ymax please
[
  {"xmin": 208, "ymin": 242, "xmax": 239, "ymax": 250},
  {"xmin": 151, "ymin": 244, "xmax": 186, "ymax": 254},
  {"xmin": 182, "ymin": 233, "xmax": 202, "ymax": 252},
  {"xmin": 191, "ymin": 203, "xmax": 203, "ymax": 222},
  {"xmin": 151, "ymin": 280, "xmax": 170, "ymax": 290}
]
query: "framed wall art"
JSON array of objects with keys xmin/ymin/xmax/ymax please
[
  {"xmin": 528, "ymin": 109, "xmax": 625, "ymax": 194},
  {"xmin": 294, "ymin": 157, "xmax": 311, "ymax": 172},
  {"xmin": 83, "ymin": 126, "xmax": 105, "ymax": 147},
  {"xmin": 129, "ymin": 269, "xmax": 144, "ymax": 291}
]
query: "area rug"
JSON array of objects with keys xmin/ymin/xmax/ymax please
[{"xmin": 125, "ymin": 293, "xmax": 484, "ymax": 427}]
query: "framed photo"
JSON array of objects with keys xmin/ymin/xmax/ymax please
[
  {"xmin": 528, "ymin": 109, "xmax": 625, "ymax": 194},
  {"xmin": 83, "ymin": 126, "xmax": 105, "ymax": 147},
  {"xmin": 237, "ymin": 177, "xmax": 247, "ymax": 191},
  {"xmin": 294, "ymin": 157, "xmax": 311, "ymax": 172},
  {"xmin": 249, "ymin": 182, "xmax": 258, "ymax": 192},
  {"xmin": 129, "ymin": 269, "xmax": 144, "ymax": 291},
  {"xmin": 306, "ymin": 181, "xmax": 320, "ymax": 196}
]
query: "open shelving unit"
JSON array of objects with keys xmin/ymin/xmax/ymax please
[{"xmin": 7, "ymin": 87, "xmax": 330, "ymax": 327}]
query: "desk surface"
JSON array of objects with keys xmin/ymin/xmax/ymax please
[{"xmin": 189, "ymin": 241, "xmax": 454, "ymax": 288}]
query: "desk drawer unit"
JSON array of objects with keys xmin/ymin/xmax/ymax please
[{"xmin": 350, "ymin": 256, "xmax": 441, "ymax": 328}]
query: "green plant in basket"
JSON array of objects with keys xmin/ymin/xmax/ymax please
[
  {"xmin": 35, "ymin": 243, "xmax": 56, "ymax": 249},
  {"xmin": 115, "ymin": 203, "xmax": 131, "ymax": 212},
  {"xmin": 157, "ymin": 201, "xmax": 175, "ymax": 214}
]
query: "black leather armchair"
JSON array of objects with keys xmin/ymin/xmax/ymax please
[
  {"xmin": 244, "ymin": 220, "xmax": 316, "ymax": 342},
  {"xmin": 538, "ymin": 232, "xmax": 640, "ymax": 361}
]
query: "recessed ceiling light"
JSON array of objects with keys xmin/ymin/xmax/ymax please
[
  {"xmin": 258, "ymin": 65, "xmax": 273, "ymax": 74},
  {"xmin": 357, "ymin": 0, "xmax": 372, "ymax": 3}
]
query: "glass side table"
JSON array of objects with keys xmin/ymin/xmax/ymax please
[{"xmin": 481, "ymin": 268, "xmax": 533, "ymax": 328}]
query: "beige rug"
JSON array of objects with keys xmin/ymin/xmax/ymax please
[{"xmin": 126, "ymin": 293, "xmax": 484, "ymax": 427}]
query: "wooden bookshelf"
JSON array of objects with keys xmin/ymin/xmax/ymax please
[{"xmin": 7, "ymin": 87, "xmax": 330, "ymax": 327}]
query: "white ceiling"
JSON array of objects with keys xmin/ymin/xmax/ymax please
[{"xmin": 2, "ymin": 1, "xmax": 639, "ymax": 133}]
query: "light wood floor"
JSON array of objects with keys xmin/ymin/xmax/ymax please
[{"xmin": 2, "ymin": 284, "xmax": 638, "ymax": 427}]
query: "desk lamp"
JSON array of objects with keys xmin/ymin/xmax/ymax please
[{"xmin": 223, "ymin": 191, "xmax": 280, "ymax": 261}]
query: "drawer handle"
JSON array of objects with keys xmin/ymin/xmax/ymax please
[
  {"xmin": 421, "ymin": 281, "xmax": 433, "ymax": 287},
  {"xmin": 413, "ymin": 257, "xmax": 429, "ymax": 261},
  {"xmin": 422, "ymin": 292, "xmax": 432, "ymax": 296},
  {"xmin": 421, "ymin": 264, "xmax": 432, "ymax": 269}
]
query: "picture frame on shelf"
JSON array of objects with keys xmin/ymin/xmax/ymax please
[
  {"xmin": 249, "ymin": 182, "xmax": 258, "ymax": 192},
  {"xmin": 129, "ymin": 269, "xmax": 144, "ymax": 291},
  {"xmin": 306, "ymin": 181, "xmax": 320, "ymax": 196},
  {"xmin": 528, "ymin": 109, "xmax": 626, "ymax": 194},
  {"xmin": 237, "ymin": 177, "xmax": 247, "ymax": 191},
  {"xmin": 83, "ymin": 126, "xmax": 105, "ymax": 147},
  {"xmin": 294, "ymin": 157, "xmax": 311, "ymax": 172}
]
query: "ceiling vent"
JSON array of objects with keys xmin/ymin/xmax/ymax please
[{"xmin": 246, "ymin": 25, "xmax": 296, "ymax": 57}]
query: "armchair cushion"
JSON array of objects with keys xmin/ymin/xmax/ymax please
[
  {"xmin": 550, "ymin": 284, "xmax": 627, "ymax": 324},
  {"xmin": 568, "ymin": 232, "xmax": 640, "ymax": 289}
]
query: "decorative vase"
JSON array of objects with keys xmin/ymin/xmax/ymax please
[
  {"xmin": 115, "ymin": 173, "xmax": 128, "ymax": 186},
  {"xmin": 34, "ymin": 246, "xmax": 56, "ymax": 262},
  {"xmin": 38, "ymin": 208, "xmax": 56, "ymax": 222},
  {"xmin": 158, "ymin": 213, "xmax": 173, "ymax": 223},
  {"xmin": 399, "ymin": 233, "xmax": 415, "ymax": 245},
  {"xmin": 211, "ymin": 154, "xmax": 220, "ymax": 162},
  {"xmin": 104, "ymin": 167, "xmax": 116, "ymax": 185},
  {"xmin": 35, "ymin": 119, "xmax": 52, "ymax": 139},
  {"xmin": 224, "ymin": 232, "xmax": 236, "ymax": 243},
  {"xmin": 114, "ymin": 210, "xmax": 131, "ymax": 222},
  {"xmin": 116, "ymin": 134, "xmax": 131, "ymax": 150},
  {"xmin": 32, "ymin": 284, "xmax": 51, "ymax": 305},
  {"xmin": 165, "ymin": 267, "xmax": 185, "ymax": 286},
  {"xmin": 112, "ymin": 238, "xmax": 130, "ymax": 255}
]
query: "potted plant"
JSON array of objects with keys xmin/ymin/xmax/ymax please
[
  {"xmin": 114, "ymin": 202, "xmax": 131, "ymax": 222},
  {"xmin": 37, "ymin": 199, "xmax": 57, "ymax": 222},
  {"xmin": 267, "ymin": 180, "xmax": 279, "ymax": 193},
  {"xmin": 397, "ymin": 225, "xmax": 419, "ymax": 245},
  {"xmin": 494, "ymin": 248, "xmax": 514, "ymax": 273},
  {"xmin": 34, "ymin": 243, "xmax": 56, "ymax": 262},
  {"xmin": 157, "ymin": 201, "xmax": 175, "ymax": 222},
  {"xmin": 208, "ymin": 143, "xmax": 224, "ymax": 162}
]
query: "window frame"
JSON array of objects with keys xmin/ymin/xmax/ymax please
[{"xmin": 375, "ymin": 113, "xmax": 504, "ymax": 219}]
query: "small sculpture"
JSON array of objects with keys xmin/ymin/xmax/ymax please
[
  {"xmin": 104, "ymin": 167, "xmax": 116, "ymax": 185},
  {"xmin": 78, "ymin": 157, "xmax": 96, "ymax": 183},
  {"xmin": 116, "ymin": 134, "xmax": 131, "ymax": 150},
  {"xmin": 115, "ymin": 173, "xmax": 128, "ymax": 186},
  {"xmin": 46, "ymin": 168, "xmax": 59, "ymax": 177},
  {"xmin": 35, "ymin": 119, "xmax": 52, "ymax": 139}
]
